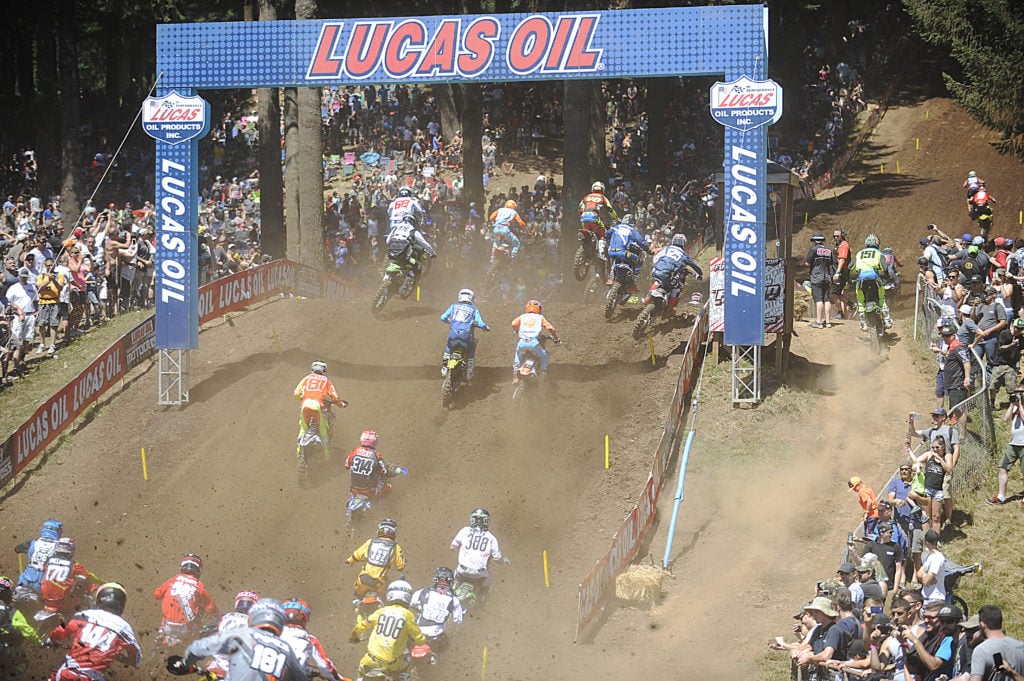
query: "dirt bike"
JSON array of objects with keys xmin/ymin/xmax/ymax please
[
  {"xmin": 351, "ymin": 591, "xmax": 384, "ymax": 642},
  {"xmin": 631, "ymin": 274, "xmax": 677, "ymax": 340},
  {"xmin": 28, "ymin": 577, "xmax": 97, "ymax": 638},
  {"xmin": 484, "ymin": 244, "xmax": 513, "ymax": 292},
  {"xmin": 573, "ymin": 227, "xmax": 601, "ymax": 281},
  {"xmin": 512, "ymin": 338, "xmax": 559, "ymax": 402},
  {"xmin": 296, "ymin": 399, "xmax": 345, "ymax": 487},
  {"xmin": 441, "ymin": 340, "xmax": 468, "ymax": 409},
  {"xmin": 862, "ymin": 300, "xmax": 886, "ymax": 355},
  {"xmin": 604, "ymin": 254, "xmax": 642, "ymax": 319},
  {"xmin": 410, "ymin": 644, "xmax": 438, "ymax": 678},
  {"xmin": 346, "ymin": 463, "xmax": 408, "ymax": 533},
  {"xmin": 372, "ymin": 250, "xmax": 429, "ymax": 314},
  {"xmin": 971, "ymin": 203, "xmax": 994, "ymax": 239},
  {"xmin": 453, "ymin": 558, "xmax": 510, "ymax": 613}
]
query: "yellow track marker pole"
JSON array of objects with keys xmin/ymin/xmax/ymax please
[
  {"xmin": 648, "ymin": 334, "xmax": 656, "ymax": 367},
  {"xmin": 915, "ymin": 138, "xmax": 920, "ymax": 151},
  {"xmin": 880, "ymin": 163, "xmax": 885, "ymax": 174},
  {"xmin": 543, "ymin": 550, "xmax": 550, "ymax": 587},
  {"xmin": 18, "ymin": 553, "xmax": 24, "ymax": 574},
  {"xmin": 141, "ymin": 448, "xmax": 149, "ymax": 481},
  {"xmin": 416, "ymin": 286, "xmax": 421, "ymax": 302},
  {"xmin": 481, "ymin": 647, "xmax": 488, "ymax": 681},
  {"xmin": 605, "ymin": 435, "xmax": 610, "ymax": 469},
  {"xmin": 896, "ymin": 161, "xmax": 901, "ymax": 174}
]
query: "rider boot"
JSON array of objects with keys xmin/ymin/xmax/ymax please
[
  {"xmin": 511, "ymin": 364, "xmax": 520, "ymax": 384},
  {"xmin": 466, "ymin": 358, "xmax": 475, "ymax": 382},
  {"xmin": 441, "ymin": 353, "xmax": 450, "ymax": 377},
  {"xmin": 882, "ymin": 305, "xmax": 894, "ymax": 329},
  {"xmin": 597, "ymin": 238, "xmax": 608, "ymax": 261}
]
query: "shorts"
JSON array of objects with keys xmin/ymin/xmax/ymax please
[
  {"xmin": 37, "ymin": 304, "xmax": 59, "ymax": 327},
  {"xmin": 942, "ymin": 469, "xmax": 953, "ymax": 496},
  {"xmin": 1000, "ymin": 443, "xmax": 1024, "ymax": 471},
  {"xmin": 990, "ymin": 365, "xmax": 1017, "ymax": 394},
  {"xmin": 910, "ymin": 527, "xmax": 924, "ymax": 554},
  {"xmin": 57, "ymin": 303, "xmax": 69, "ymax": 321},
  {"xmin": 935, "ymin": 370, "xmax": 945, "ymax": 398},
  {"xmin": 810, "ymin": 281, "xmax": 829, "ymax": 303},
  {"xmin": 925, "ymin": 487, "xmax": 945, "ymax": 501},
  {"xmin": 70, "ymin": 290, "xmax": 87, "ymax": 307},
  {"xmin": 11, "ymin": 314, "xmax": 36, "ymax": 344},
  {"xmin": 831, "ymin": 270, "xmax": 848, "ymax": 296},
  {"xmin": 945, "ymin": 387, "xmax": 968, "ymax": 411}
]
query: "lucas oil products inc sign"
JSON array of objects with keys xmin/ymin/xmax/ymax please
[{"xmin": 142, "ymin": 92, "xmax": 210, "ymax": 145}]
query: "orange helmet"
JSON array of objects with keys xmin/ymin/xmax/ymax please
[
  {"xmin": 505, "ymin": 200, "xmax": 517, "ymax": 210},
  {"xmin": 525, "ymin": 299, "xmax": 542, "ymax": 314}
]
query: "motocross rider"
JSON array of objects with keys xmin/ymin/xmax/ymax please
[
  {"xmin": 280, "ymin": 598, "xmax": 345, "ymax": 681},
  {"xmin": 345, "ymin": 430, "xmax": 392, "ymax": 499},
  {"xmin": 293, "ymin": 360, "xmax": 346, "ymax": 454},
  {"xmin": 346, "ymin": 519, "xmax": 406, "ymax": 624},
  {"xmin": 385, "ymin": 214, "xmax": 436, "ymax": 281},
  {"xmin": 851, "ymin": 234, "xmax": 894, "ymax": 330},
  {"xmin": 650, "ymin": 234, "xmax": 704, "ymax": 318},
  {"xmin": 450, "ymin": 508, "xmax": 509, "ymax": 598},
  {"xmin": 205, "ymin": 590, "xmax": 260, "ymax": 679},
  {"xmin": 962, "ymin": 170, "xmax": 984, "ymax": 198},
  {"xmin": 489, "ymin": 199, "xmax": 527, "ymax": 235},
  {"xmin": 489, "ymin": 202, "xmax": 521, "ymax": 263},
  {"xmin": 350, "ymin": 580, "xmax": 426, "ymax": 679},
  {"xmin": 14, "ymin": 518, "xmax": 63, "ymax": 593},
  {"xmin": 0, "ymin": 574, "xmax": 41, "ymax": 654},
  {"xmin": 153, "ymin": 553, "xmax": 219, "ymax": 648},
  {"xmin": 387, "ymin": 186, "xmax": 426, "ymax": 227},
  {"xmin": 602, "ymin": 214, "xmax": 651, "ymax": 296},
  {"xmin": 40, "ymin": 538, "xmax": 103, "ymax": 618},
  {"xmin": 579, "ymin": 181, "xmax": 619, "ymax": 259},
  {"xmin": 439, "ymin": 288, "xmax": 490, "ymax": 382},
  {"xmin": 49, "ymin": 583, "xmax": 142, "ymax": 681},
  {"xmin": 511, "ymin": 299, "xmax": 560, "ymax": 381},
  {"xmin": 411, "ymin": 567, "xmax": 464, "ymax": 647}
]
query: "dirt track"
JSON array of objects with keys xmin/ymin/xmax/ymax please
[{"xmin": 5, "ymin": 96, "xmax": 1024, "ymax": 680}]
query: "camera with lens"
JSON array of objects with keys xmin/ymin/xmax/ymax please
[
  {"xmin": 876, "ymin": 623, "xmax": 893, "ymax": 637},
  {"xmin": 1011, "ymin": 391, "xmax": 1022, "ymax": 404}
]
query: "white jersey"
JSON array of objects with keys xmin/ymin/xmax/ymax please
[
  {"xmin": 411, "ymin": 587, "xmax": 463, "ymax": 639},
  {"xmin": 516, "ymin": 312, "xmax": 545, "ymax": 341},
  {"xmin": 388, "ymin": 195, "xmax": 424, "ymax": 224},
  {"xmin": 209, "ymin": 611, "xmax": 249, "ymax": 674},
  {"xmin": 450, "ymin": 527, "xmax": 502, "ymax": 574}
]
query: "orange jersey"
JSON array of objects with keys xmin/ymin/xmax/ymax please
[
  {"xmin": 153, "ymin": 574, "xmax": 218, "ymax": 626},
  {"xmin": 512, "ymin": 313, "xmax": 557, "ymax": 341},
  {"xmin": 293, "ymin": 373, "xmax": 340, "ymax": 404},
  {"xmin": 41, "ymin": 558, "xmax": 99, "ymax": 612},
  {"xmin": 578, "ymin": 192, "xmax": 615, "ymax": 216}
]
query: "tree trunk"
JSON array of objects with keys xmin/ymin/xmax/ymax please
[
  {"xmin": 35, "ymin": 11, "xmax": 59, "ymax": 196},
  {"xmin": 58, "ymin": 10, "xmax": 82, "ymax": 229},
  {"xmin": 257, "ymin": 0, "xmax": 284, "ymax": 259},
  {"xmin": 431, "ymin": 84, "xmax": 461, "ymax": 145},
  {"xmin": 104, "ymin": 15, "xmax": 120, "ymax": 104},
  {"xmin": 283, "ymin": 87, "xmax": 300, "ymax": 261},
  {"xmin": 562, "ymin": 80, "xmax": 605, "ymax": 248},
  {"xmin": 455, "ymin": 84, "xmax": 484, "ymax": 214},
  {"xmin": 294, "ymin": 0, "xmax": 324, "ymax": 268},
  {"xmin": 645, "ymin": 78, "xmax": 670, "ymax": 186},
  {"xmin": 16, "ymin": 32, "xmax": 34, "ymax": 99}
]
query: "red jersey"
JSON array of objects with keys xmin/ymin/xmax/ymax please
[
  {"xmin": 578, "ymin": 192, "xmax": 615, "ymax": 216},
  {"xmin": 49, "ymin": 609, "xmax": 142, "ymax": 680},
  {"xmin": 41, "ymin": 557, "xmax": 100, "ymax": 613},
  {"xmin": 153, "ymin": 573, "xmax": 218, "ymax": 627}
]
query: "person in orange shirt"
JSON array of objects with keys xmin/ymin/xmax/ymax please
[
  {"xmin": 511, "ymin": 299, "xmax": 560, "ymax": 382},
  {"xmin": 293, "ymin": 360, "xmax": 347, "ymax": 451},
  {"xmin": 849, "ymin": 476, "xmax": 880, "ymax": 536},
  {"xmin": 153, "ymin": 554, "xmax": 219, "ymax": 649}
]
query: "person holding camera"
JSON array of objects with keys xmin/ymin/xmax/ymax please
[
  {"xmin": 989, "ymin": 317, "xmax": 1024, "ymax": 407},
  {"xmin": 902, "ymin": 601, "xmax": 958, "ymax": 681},
  {"xmin": 987, "ymin": 391, "xmax": 1024, "ymax": 506},
  {"xmin": 35, "ymin": 256, "xmax": 63, "ymax": 355},
  {"xmin": 867, "ymin": 611, "xmax": 903, "ymax": 679}
]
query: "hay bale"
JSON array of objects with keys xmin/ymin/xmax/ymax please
[
  {"xmin": 793, "ymin": 287, "xmax": 812, "ymax": 321},
  {"xmin": 615, "ymin": 564, "xmax": 664, "ymax": 605}
]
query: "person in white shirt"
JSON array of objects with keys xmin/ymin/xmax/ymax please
[
  {"xmin": 5, "ymin": 267, "xmax": 38, "ymax": 374},
  {"xmin": 916, "ymin": 529, "xmax": 947, "ymax": 603}
]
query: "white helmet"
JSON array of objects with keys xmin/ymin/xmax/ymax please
[
  {"xmin": 591, "ymin": 181, "xmax": 605, "ymax": 194},
  {"xmin": 671, "ymin": 234, "xmax": 687, "ymax": 248},
  {"xmin": 385, "ymin": 579, "xmax": 413, "ymax": 606},
  {"xmin": 311, "ymin": 361, "xmax": 327, "ymax": 375},
  {"xmin": 458, "ymin": 288, "xmax": 475, "ymax": 304}
]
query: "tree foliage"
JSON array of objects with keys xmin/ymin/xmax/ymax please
[{"xmin": 902, "ymin": 0, "xmax": 1024, "ymax": 159}]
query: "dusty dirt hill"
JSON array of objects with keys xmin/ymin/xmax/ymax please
[{"xmin": 3, "ymin": 96, "xmax": 1023, "ymax": 680}]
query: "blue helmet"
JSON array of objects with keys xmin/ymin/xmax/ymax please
[
  {"xmin": 41, "ymin": 519, "xmax": 63, "ymax": 540},
  {"xmin": 857, "ymin": 268, "xmax": 880, "ymax": 282}
]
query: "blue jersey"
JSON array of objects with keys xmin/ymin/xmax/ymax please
[
  {"xmin": 652, "ymin": 245, "xmax": 702, "ymax": 279},
  {"xmin": 605, "ymin": 223, "xmax": 649, "ymax": 258},
  {"xmin": 441, "ymin": 302, "xmax": 487, "ymax": 335}
]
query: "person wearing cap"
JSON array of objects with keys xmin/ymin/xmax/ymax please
[
  {"xmin": 901, "ymin": 600, "xmax": 956, "ymax": 680},
  {"xmin": 832, "ymin": 229, "xmax": 851, "ymax": 319},
  {"xmin": 938, "ymin": 324, "xmax": 972, "ymax": 415},
  {"xmin": 922, "ymin": 234, "xmax": 949, "ymax": 284},
  {"xmin": 853, "ymin": 518, "xmax": 905, "ymax": 589},
  {"xmin": 5, "ymin": 266, "xmax": 37, "ymax": 376},
  {"xmin": 909, "ymin": 407, "xmax": 961, "ymax": 471},
  {"xmin": 796, "ymin": 596, "xmax": 847, "ymax": 670},
  {"xmin": 988, "ymin": 314, "xmax": 1024, "ymax": 406},
  {"xmin": 804, "ymin": 232, "xmax": 836, "ymax": 328},
  {"xmin": 975, "ymin": 285, "xmax": 1008, "ymax": 365},
  {"xmin": 866, "ymin": 610, "xmax": 902, "ymax": 678},
  {"xmin": 836, "ymin": 562, "xmax": 864, "ymax": 609},
  {"xmin": 887, "ymin": 462, "xmax": 928, "ymax": 573},
  {"xmin": 849, "ymin": 476, "xmax": 880, "ymax": 536},
  {"xmin": 952, "ymin": 612, "xmax": 983, "ymax": 678},
  {"xmin": 855, "ymin": 558, "xmax": 885, "ymax": 601},
  {"xmin": 915, "ymin": 529, "xmax": 948, "ymax": 602},
  {"xmin": 966, "ymin": 605, "xmax": 1024, "ymax": 680},
  {"xmin": 988, "ymin": 385, "xmax": 1024, "ymax": 506}
]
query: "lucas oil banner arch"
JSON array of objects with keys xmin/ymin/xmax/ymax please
[{"xmin": 151, "ymin": 5, "xmax": 772, "ymax": 350}]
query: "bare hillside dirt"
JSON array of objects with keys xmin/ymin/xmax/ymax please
[{"xmin": 3, "ymin": 96, "xmax": 1023, "ymax": 681}]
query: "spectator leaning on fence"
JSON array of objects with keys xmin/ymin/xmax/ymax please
[{"xmin": 988, "ymin": 394, "xmax": 1024, "ymax": 507}]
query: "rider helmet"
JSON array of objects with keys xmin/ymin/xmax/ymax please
[
  {"xmin": 53, "ymin": 537, "xmax": 76, "ymax": 558},
  {"xmin": 864, "ymin": 234, "xmax": 880, "ymax": 249},
  {"xmin": 385, "ymin": 580, "xmax": 413, "ymax": 606},
  {"xmin": 311, "ymin": 361, "xmax": 327, "ymax": 375},
  {"xmin": 283, "ymin": 598, "xmax": 311, "ymax": 629},
  {"xmin": 671, "ymin": 234, "xmax": 688, "ymax": 248},
  {"xmin": 234, "ymin": 590, "xmax": 260, "ymax": 614},
  {"xmin": 621, "ymin": 213, "xmax": 635, "ymax": 226},
  {"xmin": 378, "ymin": 518, "xmax": 397, "ymax": 539},
  {"xmin": 469, "ymin": 508, "xmax": 491, "ymax": 530},
  {"xmin": 0, "ymin": 576, "xmax": 12, "ymax": 605},
  {"xmin": 180, "ymin": 553, "xmax": 203, "ymax": 577},
  {"xmin": 248, "ymin": 598, "xmax": 286, "ymax": 636},
  {"xmin": 505, "ymin": 200, "xmax": 517, "ymax": 210},
  {"xmin": 95, "ymin": 583, "xmax": 128, "ymax": 616},
  {"xmin": 360, "ymin": 430, "xmax": 379, "ymax": 448},
  {"xmin": 525, "ymin": 299, "xmax": 542, "ymax": 314},
  {"xmin": 968, "ymin": 170, "xmax": 977, "ymax": 178},
  {"xmin": 398, "ymin": 187, "xmax": 412, "ymax": 198},
  {"xmin": 41, "ymin": 519, "xmax": 63, "ymax": 540},
  {"xmin": 591, "ymin": 182, "xmax": 605, "ymax": 194},
  {"xmin": 433, "ymin": 566, "xmax": 455, "ymax": 590},
  {"xmin": 810, "ymin": 232, "xmax": 825, "ymax": 242},
  {"xmin": 458, "ymin": 288, "xmax": 475, "ymax": 304}
]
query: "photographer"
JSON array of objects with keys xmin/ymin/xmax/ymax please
[
  {"xmin": 987, "ymin": 392, "xmax": 1024, "ymax": 506},
  {"xmin": 989, "ymin": 318, "xmax": 1024, "ymax": 407},
  {"xmin": 35, "ymin": 257, "xmax": 63, "ymax": 355},
  {"xmin": 902, "ymin": 601, "xmax": 958, "ymax": 681},
  {"xmin": 867, "ymin": 612, "xmax": 902, "ymax": 678}
]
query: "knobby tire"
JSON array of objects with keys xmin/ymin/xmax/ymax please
[
  {"xmin": 632, "ymin": 304, "xmax": 656, "ymax": 341},
  {"xmin": 573, "ymin": 245, "xmax": 589, "ymax": 281},
  {"xmin": 604, "ymin": 281, "xmax": 622, "ymax": 319}
]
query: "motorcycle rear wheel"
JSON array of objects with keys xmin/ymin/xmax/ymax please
[
  {"xmin": 441, "ymin": 374, "xmax": 455, "ymax": 408},
  {"xmin": 573, "ymin": 245, "xmax": 590, "ymax": 281},
  {"xmin": 632, "ymin": 304, "xmax": 656, "ymax": 341},
  {"xmin": 297, "ymin": 448, "xmax": 309, "ymax": 487},
  {"xmin": 484, "ymin": 259, "xmax": 502, "ymax": 291},
  {"xmin": 511, "ymin": 381, "xmax": 526, "ymax": 402},
  {"xmin": 604, "ymin": 281, "xmax": 622, "ymax": 319},
  {"xmin": 371, "ymin": 281, "xmax": 392, "ymax": 314},
  {"xmin": 582, "ymin": 275, "xmax": 602, "ymax": 303}
]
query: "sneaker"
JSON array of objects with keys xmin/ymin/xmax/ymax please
[
  {"xmin": 860, "ymin": 322, "xmax": 868, "ymax": 332},
  {"xmin": 809, "ymin": 321, "xmax": 822, "ymax": 329},
  {"xmin": 825, "ymin": 321, "xmax": 833, "ymax": 328},
  {"xmin": 987, "ymin": 495, "xmax": 1007, "ymax": 505},
  {"xmin": 37, "ymin": 344, "xmax": 46, "ymax": 354},
  {"xmin": 47, "ymin": 345, "xmax": 56, "ymax": 355}
]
